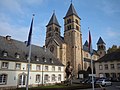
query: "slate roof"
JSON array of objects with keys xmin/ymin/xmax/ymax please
[
  {"xmin": 97, "ymin": 37, "xmax": 105, "ymax": 45},
  {"xmin": 64, "ymin": 3, "xmax": 80, "ymax": 19},
  {"xmin": 46, "ymin": 12, "xmax": 60, "ymax": 27},
  {"xmin": 96, "ymin": 51, "xmax": 120, "ymax": 62},
  {"xmin": 83, "ymin": 40, "xmax": 98, "ymax": 55},
  {"xmin": 84, "ymin": 40, "xmax": 88, "ymax": 47},
  {"xmin": 0, "ymin": 36, "xmax": 64, "ymax": 66}
]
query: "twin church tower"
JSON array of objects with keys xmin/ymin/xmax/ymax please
[{"xmin": 45, "ymin": 3, "xmax": 106, "ymax": 76}]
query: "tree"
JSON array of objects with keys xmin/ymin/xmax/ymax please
[{"xmin": 107, "ymin": 45, "xmax": 120, "ymax": 53}]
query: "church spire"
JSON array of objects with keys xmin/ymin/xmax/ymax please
[
  {"xmin": 97, "ymin": 37, "xmax": 105, "ymax": 45},
  {"xmin": 64, "ymin": 3, "xmax": 80, "ymax": 19},
  {"xmin": 46, "ymin": 12, "xmax": 60, "ymax": 27}
]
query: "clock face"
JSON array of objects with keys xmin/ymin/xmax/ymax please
[{"xmin": 50, "ymin": 46, "xmax": 54, "ymax": 52}]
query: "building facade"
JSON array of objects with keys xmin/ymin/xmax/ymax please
[
  {"xmin": 45, "ymin": 3, "xmax": 106, "ymax": 77},
  {"xmin": 95, "ymin": 51, "xmax": 120, "ymax": 81},
  {"xmin": 0, "ymin": 36, "xmax": 64, "ymax": 89}
]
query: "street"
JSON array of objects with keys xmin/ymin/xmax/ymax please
[
  {"xmin": 76, "ymin": 82, "xmax": 120, "ymax": 90},
  {"xmin": 104, "ymin": 82, "xmax": 120, "ymax": 90}
]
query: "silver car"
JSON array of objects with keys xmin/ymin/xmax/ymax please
[{"xmin": 96, "ymin": 79, "xmax": 112, "ymax": 86}]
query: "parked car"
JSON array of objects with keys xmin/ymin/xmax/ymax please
[{"xmin": 96, "ymin": 79, "xmax": 112, "ymax": 86}]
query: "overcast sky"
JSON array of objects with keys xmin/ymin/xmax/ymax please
[{"xmin": 0, "ymin": 0, "xmax": 120, "ymax": 50}]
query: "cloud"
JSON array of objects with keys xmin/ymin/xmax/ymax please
[
  {"xmin": 0, "ymin": 0, "xmax": 24, "ymax": 15},
  {"xmin": 105, "ymin": 27, "xmax": 120, "ymax": 37},
  {"xmin": 101, "ymin": 0, "xmax": 120, "ymax": 15}
]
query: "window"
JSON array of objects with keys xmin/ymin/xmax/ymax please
[
  {"xmin": 1, "ymin": 62, "xmax": 8, "ymax": 69},
  {"xmin": 55, "ymin": 27, "xmax": 59, "ymax": 32},
  {"xmin": 45, "ymin": 66, "xmax": 48, "ymax": 71},
  {"xmin": 111, "ymin": 73, "xmax": 116, "ymax": 78},
  {"xmin": 16, "ymin": 63, "xmax": 21, "ymax": 70},
  {"xmin": 27, "ymin": 64, "xmax": 31, "ymax": 70},
  {"xmin": 35, "ymin": 56, "xmax": 39, "ymax": 61},
  {"xmin": 117, "ymin": 63, "xmax": 120, "ymax": 69},
  {"xmin": 99, "ymin": 65, "xmax": 103, "ymax": 70},
  {"xmin": 2, "ymin": 51, "xmax": 8, "ymax": 57},
  {"xmin": 75, "ymin": 19, "xmax": 78, "ymax": 24},
  {"xmin": 104, "ymin": 64, "xmax": 108, "ymax": 70},
  {"xmin": 48, "ymin": 27, "xmax": 51, "ymax": 32},
  {"xmin": 67, "ymin": 25, "xmax": 71, "ymax": 30},
  {"xmin": 105, "ymin": 73, "xmax": 110, "ymax": 77},
  {"xmin": 51, "ymin": 74, "xmax": 56, "ymax": 81},
  {"xmin": 44, "ymin": 74, "xmax": 49, "ymax": 81},
  {"xmin": 43, "ymin": 57, "xmax": 46, "ymax": 62},
  {"xmin": 52, "ymin": 66, "xmax": 55, "ymax": 71},
  {"xmin": 25, "ymin": 55, "xmax": 29, "ymax": 60},
  {"xmin": 50, "ymin": 58, "xmax": 53, "ymax": 63},
  {"xmin": 15, "ymin": 53, "xmax": 20, "ymax": 59},
  {"xmin": 36, "ymin": 65, "xmax": 41, "ymax": 71},
  {"xmin": 58, "ymin": 67, "xmax": 61, "ymax": 71},
  {"xmin": 0, "ymin": 74, "xmax": 7, "ymax": 85},
  {"xmin": 67, "ymin": 19, "xmax": 71, "ymax": 24},
  {"xmin": 58, "ymin": 74, "xmax": 61, "ymax": 81},
  {"xmin": 76, "ymin": 25, "xmax": 79, "ymax": 30},
  {"xmin": 110, "ymin": 64, "xmax": 115, "ymax": 69},
  {"xmin": 36, "ymin": 74, "xmax": 40, "ymax": 82}
]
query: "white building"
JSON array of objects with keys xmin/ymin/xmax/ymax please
[{"xmin": 0, "ymin": 35, "xmax": 64, "ymax": 89}]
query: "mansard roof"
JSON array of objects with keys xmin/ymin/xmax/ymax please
[
  {"xmin": 46, "ymin": 12, "xmax": 60, "ymax": 27},
  {"xmin": 64, "ymin": 3, "xmax": 80, "ymax": 19},
  {"xmin": 97, "ymin": 37, "xmax": 105, "ymax": 45},
  {"xmin": 96, "ymin": 51, "xmax": 120, "ymax": 62},
  {"xmin": 0, "ymin": 36, "xmax": 64, "ymax": 66}
]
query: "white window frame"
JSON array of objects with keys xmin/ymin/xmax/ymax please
[
  {"xmin": 1, "ymin": 62, "xmax": 8, "ymax": 69},
  {"xmin": 58, "ymin": 74, "xmax": 61, "ymax": 81},
  {"xmin": 36, "ymin": 74, "xmax": 40, "ymax": 83},
  {"xmin": 58, "ymin": 67, "xmax": 61, "ymax": 71},
  {"xmin": 36, "ymin": 65, "xmax": 41, "ymax": 71},
  {"xmin": 45, "ymin": 66, "xmax": 48, "ymax": 71},
  {"xmin": 0, "ymin": 74, "xmax": 7, "ymax": 85},
  {"xmin": 52, "ymin": 66, "xmax": 55, "ymax": 71},
  {"xmin": 16, "ymin": 63, "xmax": 21, "ymax": 70}
]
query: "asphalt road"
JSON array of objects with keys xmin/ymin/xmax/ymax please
[
  {"xmin": 76, "ymin": 82, "xmax": 120, "ymax": 90},
  {"xmin": 104, "ymin": 82, "xmax": 120, "ymax": 90}
]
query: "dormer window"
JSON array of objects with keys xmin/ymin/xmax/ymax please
[
  {"xmin": 43, "ymin": 57, "xmax": 46, "ymax": 62},
  {"xmin": 25, "ymin": 55, "xmax": 29, "ymax": 60},
  {"xmin": 50, "ymin": 58, "xmax": 53, "ymax": 63},
  {"xmin": 2, "ymin": 51, "xmax": 8, "ymax": 57},
  {"xmin": 6, "ymin": 35, "xmax": 11, "ymax": 40},
  {"xmin": 15, "ymin": 53, "xmax": 20, "ymax": 59},
  {"xmin": 35, "ymin": 56, "xmax": 39, "ymax": 61}
]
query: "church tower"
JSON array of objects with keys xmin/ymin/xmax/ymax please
[
  {"xmin": 64, "ymin": 3, "xmax": 83, "ymax": 77},
  {"xmin": 97, "ymin": 37, "xmax": 106, "ymax": 58},
  {"xmin": 45, "ymin": 12, "xmax": 61, "ymax": 46}
]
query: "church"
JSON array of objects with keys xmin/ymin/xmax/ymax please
[{"xmin": 45, "ymin": 3, "xmax": 106, "ymax": 77}]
